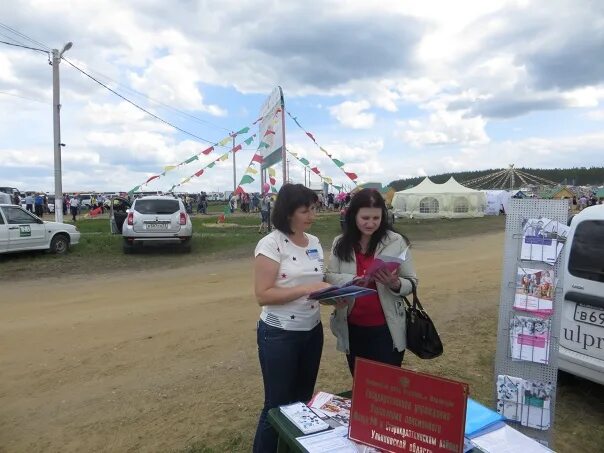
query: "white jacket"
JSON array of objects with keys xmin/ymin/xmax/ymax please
[{"xmin": 326, "ymin": 230, "xmax": 418, "ymax": 353}]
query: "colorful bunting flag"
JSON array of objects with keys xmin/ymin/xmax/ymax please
[
  {"xmin": 259, "ymin": 141, "xmax": 270, "ymax": 148},
  {"xmin": 146, "ymin": 175, "xmax": 160, "ymax": 184},
  {"xmin": 299, "ymin": 158, "xmax": 310, "ymax": 165},
  {"xmin": 332, "ymin": 159, "xmax": 345, "ymax": 167},
  {"xmin": 164, "ymin": 165, "xmax": 177, "ymax": 172},
  {"xmin": 345, "ymin": 171, "xmax": 358, "ymax": 181},
  {"xmin": 207, "ymin": 162, "xmax": 216, "ymax": 168},
  {"xmin": 181, "ymin": 177, "xmax": 191, "ymax": 184},
  {"xmin": 201, "ymin": 146, "xmax": 214, "ymax": 155},
  {"xmin": 264, "ymin": 129, "xmax": 276, "ymax": 137},
  {"xmin": 269, "ymin": 176, "xmax": 276, "ymax": 185},
  {"xmin": 240, "ymin": 175, "xmax": 255, "ymax": 185},
  {"xmin": 311, "ymin": 167, "xmax": 320, "ymax": 175},
  {"xmin": 268, "ymin": 167, "xmax": 276, "ymax": 177},
  {"xmin": 306, "ymin": 132, "xmax": 316, "ymax": 142},
  {"xmin": 271, "ymin": 186, "xmax": 277, "ymax": 193},
  {"xmin": 184, "ymin": 156, "xmax": 198, "ymax": 164},
  {"xmin": 195, "ymin": 169, "xmax": 204, "ymax": 177},
  {"xmin": 243, "ymin": 135, "xmax": 255, "ymax": 145},
  {"xmin": 320, "ymin": 147, "xmax": 332, "ymax": 158},
  {"xmin": 252, "ymin": 154, "xmax": 263, "ymax": 163},
  {"xmin": 233, "ymin": 144, "xmax": 242, "ymax": 153},
  {"xmin": 219, "ymin": 136, "xmax": 231, "ymax": 146},
  {"xmin": 235, "ymin": 127, "xmax": 250, "ymax": 135},
  {"xmin": 253, "ymin": 116, "xmax": 263, "ymax": 125},
  {"xmin": 246, "ymin": 167, "xmax": 258, "ymax": 174}
]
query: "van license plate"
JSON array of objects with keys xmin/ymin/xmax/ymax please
[{"xmin": 574, "ymin": 304, "xmax": 604, "ymax": 327}]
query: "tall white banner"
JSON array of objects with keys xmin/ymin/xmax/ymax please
[{"xmin": 258, "ymin": 86, "xmax": 285, "ymax": 169}]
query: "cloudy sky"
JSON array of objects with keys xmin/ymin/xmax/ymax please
[{"xmin": 1, "ymin": 0, "xmax": 603, "ymax": 193}]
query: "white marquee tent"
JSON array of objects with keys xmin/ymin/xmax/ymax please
[{"xmin": 392, "ymin": 177, "xmax": 487, "ymax": 219}]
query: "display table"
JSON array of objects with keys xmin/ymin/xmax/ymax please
[{"xmin": 267, "ymin": 407, "xmax": 307, "ymax": 453}]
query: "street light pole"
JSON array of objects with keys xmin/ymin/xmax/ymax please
[{"xmin": 52, "ymin": 42, "xmax": 72, "ymax": 223}]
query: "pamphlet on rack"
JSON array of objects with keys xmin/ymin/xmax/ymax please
[
  {"xmin": 280, "ymin": 402, "xmax": 330, "ymax": 435},
  {"xmin": 496, "ymin": 375, "xmax": 552, "ymax": 430},
  {"xmin": 514, "ymin": 267, "xmax": 555, "ymax": 316},
  {"xmin": 509, "ymin": 315, "xmax": 551, "ymax": 365},
  {"xmin": 309, "ymin": 391, "xmax": 351, "ymax": 427},
  {"xmin": 309, "ymin": 282, "xmax": 376, "ymax": 302},
  {"xmin": 520, "ymin": 217, "xmax": 569, "ymax": 264}
]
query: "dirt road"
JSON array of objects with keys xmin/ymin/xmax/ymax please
[{"xmin": 2, "ymin": 232, "xmax": 506, "ymax": 452}]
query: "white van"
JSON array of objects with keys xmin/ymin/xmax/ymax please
[{"xmin": 559, "ymin": 204, "xmax": 604, "ymax": 385}]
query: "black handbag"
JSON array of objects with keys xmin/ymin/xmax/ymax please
[{"xmin": 402, "ymin": 279, "xmax": 443, "ymax": 359}]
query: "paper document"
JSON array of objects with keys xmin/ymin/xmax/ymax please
[
  {"xmin": 309, "ymin": 391, "xmax": 351, "ymax": 426},
  {"xmin": 496, "ymin": 375, "xmax": 553, "ymax": 430},
  {"xmin": 363, "ymin": 247, "xmax": 409, "ymax": 279},
  {"xmin": 509, "ymin": 315, "xmax": 551, "ymax": 365},
  {"xmin": 296, "ymin": 427, "xmax": 357, "ymax": 453},
  {"xmin": 309, "ymin": 284, "xmax": 376, "ymax": 302},
  {"xmin": 280, "ymin": 402, "xmax": 330, "ymax": 435},
  {"xmin": 471, "ymin": 424, "xmax": 554, "ymax": 452},
  {"xmin": 514, "ymin": 267, "xmax": 555, "ymax": 316},
  {"xmin": 520, "ymin": 217, "xmax": 569, "ymax": 264}
]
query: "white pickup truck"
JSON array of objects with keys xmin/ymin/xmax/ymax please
[{"xmin": 0, "ymin": 204, "xmax": 80, "ymax": 254}]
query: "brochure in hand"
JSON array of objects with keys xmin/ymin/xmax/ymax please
[
  {"xmin": 363, "ymin": 246, "xmax": 409, "ymax": 280},
  {"xmin": 279, "ymin": 401, "xmax": 330, "ymax": 435},
  {"xmin": 308, "ymin": 283, "xmax": 376, "ymax": 303}
]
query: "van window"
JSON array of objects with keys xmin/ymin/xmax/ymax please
[
  {"xmin": 568, "ymin": 220, "xmax": 604, "ymax": 283},
  {"xmin": 134, "ymin": 199, "xmax": 179, "ymax": 214}
]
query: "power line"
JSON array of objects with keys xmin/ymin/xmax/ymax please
[
  {"xmin": 62, "ymin": 57, "xmax": 220, "ymax": 145},
  {"xmin": 0, "ymin": 22, "xmax": 51, "ymax": 50},
  {"xmin": 0, "ymin": 39, "xmax": 48, "ymax": 53},
  {"xmin": 0, "ymin": 91, "xmax": 47, "ymax": 104},
  {"xmin": 78, "ymin": 67, "xmax": 232, "ymax": 133}
]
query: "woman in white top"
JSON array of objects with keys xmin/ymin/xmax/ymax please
[{"xmin": 252, "ymin": 184, "xmax": 331, "ymax": 453}]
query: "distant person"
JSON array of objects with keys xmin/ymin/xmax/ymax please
[
  {"xmin": 63, "ymin": 194, "xmax": 69, "ymax": 216},
  {"xmin": 252, "ymin": 184, "xmax": 331, "ymax": 453},
  {"xmin": 258, "ymin": 193, "xmax": 271, "ymax": 234},
  {"xmin": 13, "ymin": 193, "xmax": 20, "ymax": 206},
  {"xmin": 326, "ymin": 188, "xmax": 418, "ymax": 375},
  {"xmin": 25, "ymin": 194, "xmax": 34, "ymax": 212},
  {"xmin": 327, "ymin": 193, "xmax": 335, "ymax": 210},
  {"xmin": 70, "ymin": 195, "xmax": 80, "ymax": 222},
  {"xmin": 34, "ymin": 193, "xmax": 44, "ymax": 217}
]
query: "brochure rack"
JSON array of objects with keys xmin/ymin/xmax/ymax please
[{"xmin": 494, "ymin": 199, "xmax": 568, "ymax": 447}]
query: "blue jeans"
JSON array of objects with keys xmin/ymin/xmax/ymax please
[
  {"xmin": 346, "ymin": 323, "xmax": 404, "ymax": 375},
  {"xmin": 253, "ymin": 320, "xmax": 324, "ymax": 453}
]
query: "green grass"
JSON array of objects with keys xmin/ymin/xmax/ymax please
[{"xmin": 0, "ymin": 214, "xmax": 504, "ymax": 281}]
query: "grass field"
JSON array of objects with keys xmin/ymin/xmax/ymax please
[{"xmin": 0, "ymin": 213, "xmax": 505, "ymax": 281}]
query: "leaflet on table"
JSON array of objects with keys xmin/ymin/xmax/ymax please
[
  {"xmin": 309, "ymin": 284, "xmax": 376, "ymax": 301},
  {"xmin": 471, "ymin": 424, "xmax": 554, "ymax": 452},
  {"xmin": 279, "ymin": 402, "xmax": 330, "ymax": 435},
  {"xmin": 308, "ymin": 391, "xmax": 351, "ymax": 427},
  {"xmin": 514, "ymin": 267, "xmax": 556, "ymax": 316},
  {"xmin": 509, "ymin": 315, "xmax": 551, "ymax": 365},
  {"xmin": 496, "ymin": 375, "xmax": 553, "ymax": 430},
  {"xmin": 296, "ymin": 426, "xmax": 380, "ymax": 453},
  {"xmin": 363, "ymin": 246, "xmax": 409, "ymax": 280},
  {"xmin": 520, "ymin": 217, "xmax": 569, "ymax": 264}
]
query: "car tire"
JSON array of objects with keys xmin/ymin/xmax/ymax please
[
  {"xmin": 123, "ymin": 239, "xmax": 134, "ymax": 254},
  {"xmin": 50, "ymin": 234, "xmax": 69, "ymax": 254}
]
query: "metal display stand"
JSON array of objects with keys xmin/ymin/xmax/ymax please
[{"xmin": 493, "ymin": 199, "xmax": 569, "ymax": 447}]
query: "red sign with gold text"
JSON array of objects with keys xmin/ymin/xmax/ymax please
[{"xmin": 349, "ymin": 359, "xmax": 469, "ymax": 453}]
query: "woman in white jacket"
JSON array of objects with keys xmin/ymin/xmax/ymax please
[{"xmin": 326, "ymin": 189, "xmax": 418, "ymax": 375}]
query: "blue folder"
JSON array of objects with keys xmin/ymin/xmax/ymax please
[{"xmin": 464, "ymin": 398, "xmax": 505, "ymax": 438}]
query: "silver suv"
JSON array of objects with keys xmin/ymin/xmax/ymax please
[{"xmin": 121, "ymin": 196, "xmax": 193, "ymax": 253}]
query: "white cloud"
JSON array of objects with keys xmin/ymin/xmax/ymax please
[
  {"xmin": 329, "ymin": 101, "xmax": 375, "ymax": 129},
  {"xmin": 397, "ymin": 110, "xmax": 489, "ymax": 147}
]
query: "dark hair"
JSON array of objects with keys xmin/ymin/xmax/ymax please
[
  {"xmin": 334, "ymin": 188, "xmax": 408, "ymax": 261},
  {"xmin": 272, "ymin": 184, "xmax": 318, "ymax": 234}
]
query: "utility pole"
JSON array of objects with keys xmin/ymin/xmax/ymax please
[
  {"xmin": 52, "ymin": 42, "xmax": 72, "ymax": 223},
  {"xmin": 232, "ymin": 133, "xmax": 237, "ymax": 193}
]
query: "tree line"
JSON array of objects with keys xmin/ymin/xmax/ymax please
[{"xmin": 388, "ymin": 167, "xmax": 604, "ymax": 191}]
